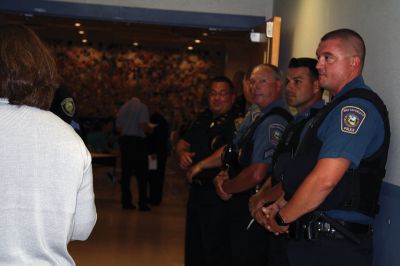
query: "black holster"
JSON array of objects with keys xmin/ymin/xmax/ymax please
[{"xmin": 221, "ymin": 144, "xmax": 242, "ymax": 178}]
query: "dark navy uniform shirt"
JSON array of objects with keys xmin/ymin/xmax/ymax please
[{"xmin": 183, "ymin": 108, "xmax": 239, "ymax": 181}]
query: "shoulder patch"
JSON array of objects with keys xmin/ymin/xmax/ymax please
[
  {"xmin": 341, "ymin": 106, "xmax": 366, "ymax": 134},
  {"xmin": 269, "ymin": 123, "xmax": 285, "ymax": 145},
  {"xmin": 234, "ymin": 117, "xmax": 244, "ymax": 130},
  {"xmin": 61, "ymin": 97, "xmax": 75, "ymax": 117}
]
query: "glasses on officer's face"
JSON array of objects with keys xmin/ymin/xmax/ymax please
[{"xmin": 208, "ymin": 91, "xmax": 232, "ymax": 98}]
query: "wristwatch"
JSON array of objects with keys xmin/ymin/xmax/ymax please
[{"xmin": 275, "ymin": 211, "xmax": 289, "ymax": 226}]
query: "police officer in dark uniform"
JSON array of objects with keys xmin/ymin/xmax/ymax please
[
  {"xmin": 249, "ymin": 58, "xmax": 324, "ymax": 266},
  {"xmin": 263, "ymin": 29, "xmax": 390, "ymax": 266},
  {"xmin": 206, "ymin": 64, "xmax": 292, "ymax": 266},
  {"xmin": 50, "ymin": 83, "xmax": 86, "ymax": 141},
  {"xmin": 176, "ymin": 76, "xmax": 239, "ymax": 266}
]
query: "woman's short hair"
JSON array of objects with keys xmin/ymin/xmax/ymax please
[{"xmin": 0, "ymin": 24, "xmax": 58, "ymax": 110}]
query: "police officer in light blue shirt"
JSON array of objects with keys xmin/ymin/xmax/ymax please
[
  {"xmin": 213, "ymin": 64, "xmax": 292, "ymax": 266},
  {"xmin": 249, "ymin": 57, "xmax": 325, "ymax": 266},
  {"xmin": 263, "ymin": 29, "xmax": 390, "ymax": 266},
  {"xmin": 318, "ymin": 76, "xmax": 385, "ymax": 224}
]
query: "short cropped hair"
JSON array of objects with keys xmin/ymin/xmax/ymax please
[
  {"xmin": 209, "ymin": 76, "xmax": 235, "ymax": 93},
  {"xmin": 288, "ymin": 57, "xmax": 319, "ymax": 80},
  {"xmin": 0, "ymin": 24, "xmax": 58, "ymax": 110},
  {"xmin": 253, "ymin": 64, "xmax": 283, "ymax": 82},
  {"xmin": 321, "ymin": 28, "xmax": 366, "ymax": 68}
]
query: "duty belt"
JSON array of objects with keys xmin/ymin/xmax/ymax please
[{"xmin": 289, "ymin": 212, "xmax": 373, "ymax": 245}]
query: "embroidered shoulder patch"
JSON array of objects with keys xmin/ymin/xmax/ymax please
[
  {"xmin": 234, "ymin": 117, "xmax": 244, "ymax": 130},
  {"xmin": 341, "ymin": 106, "xmax": 366, "ymax": 134},
  {"xmin": 269, "ymin": 123, "xmax": 285, "ymax": 145},
  {"xmin": 61, "ymin": 97, "xmax": 75, "ymax": 117}
]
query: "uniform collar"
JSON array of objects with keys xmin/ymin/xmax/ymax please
[
  {"xmin": 295, "ymin": 100, "xmax": 325, "ymax": 121},
  {"xmin": 260, "ymin": 98, "xmax": 287, "ymax": 114},
  {"xmin": 333, "ymin": 76, "xmax": 369, "ymax": 99}
]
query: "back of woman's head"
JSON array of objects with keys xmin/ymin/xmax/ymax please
[{"xmin": 0, "ymin": 24, "xmax": 58, "ymax": 110}]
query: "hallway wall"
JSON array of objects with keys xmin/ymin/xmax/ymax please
[{"xmin": 273, "ymin": 1, "xmax": 400, "ymax": 265}]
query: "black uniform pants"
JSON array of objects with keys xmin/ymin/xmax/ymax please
[
  {"xmin": 185, "ymin": 185, "xmax": 231, "ymax": 266},
  {"xmin": 287, "ymin": 233, "xmax": 373, "ymax": 266},
  {"xmin": 119, "ymin": 135, "xmax": 148, "ymax": 207},
  {"xmin": 227, "ymin": 193, "xmax": 269, "ymax": 266},
  {"xmin": 148, "ymin": 152, "xmax": 167, "ymax": 205},
  {"xmin": 268, "ymin": 234, "xmax": 289, "ymax": 266}
]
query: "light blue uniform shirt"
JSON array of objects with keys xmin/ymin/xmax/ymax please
[
  {"xmin": 294, "ymin": 100, "xmax": 325, "ymax": 122},
  {"xmin": 317, "ymin": 76, "xmax": 384, "ymax": 168},
  {"xmin": 234, "ymin": 99, "xmax": 289, "ymax": 165},
  {"xmin": 317, "ymin": 76, "xmax": 385, "ymax": 223}
]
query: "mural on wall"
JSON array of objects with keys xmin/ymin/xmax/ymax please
[{"xmin": 52, "ymin": 44, "xmax": 225, "ymax": 131}]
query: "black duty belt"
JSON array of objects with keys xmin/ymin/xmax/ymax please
[{"xmin": 289, "ymin": 212, "xmax": 373, "ymax": 245}]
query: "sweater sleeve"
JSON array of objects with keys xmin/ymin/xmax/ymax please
[{"xmin": 71, "ymin": 148, "xmax": 97, "ymax": 241}]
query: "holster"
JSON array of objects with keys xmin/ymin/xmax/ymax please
[
  {"xmin": 221, "ymin": 144, "xmax": 242, "ymax": 179},
  {"xmin": 288, "ymin": 212, "xmax": 370, "ymax": 245}
]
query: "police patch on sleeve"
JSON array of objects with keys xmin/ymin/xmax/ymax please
[
  {"xmin": 341, "ymin": 106, "xmax": 366, "ymax": 134},
  {"xmin": 263, "ymin": 149, "xmax": 274, "ymax": 160},
  {"xmin": 234, "ymin": 117, "xmax": 244, "ymax": 130},
  {"xmin": 269, "ymin": 123, "xmax": 285, "ymax": 145},
  {"xmin": 61, "ymin": 97, "xmax": 75, "ymax": 117}
]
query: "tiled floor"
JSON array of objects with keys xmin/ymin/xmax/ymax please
[{"xmin": 69, "ymin": 159, "xmax": 188, "ymax": 266}]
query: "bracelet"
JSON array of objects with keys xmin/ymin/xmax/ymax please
[{"xmin": 275, "ymin": 211, "xmax": 289, "ymax": 226}]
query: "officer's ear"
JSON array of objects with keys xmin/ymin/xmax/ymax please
[
  {"xmin": 350, "ymin": 55, "xmax": 361, "ymax": 68},
  {"xmin": 312, "ymin": 79, "xmax": 320, "ymax": 94}
]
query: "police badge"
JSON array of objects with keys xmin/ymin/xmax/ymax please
[
  {"xmin": 341, "ymin": 106, "xmax": 366, "ymax": 134},
  {"xmin": 60, "ymin": 97, "xmax": 75, "ymax": 117}
]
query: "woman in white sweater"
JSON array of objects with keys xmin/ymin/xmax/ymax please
[{"xmin": 0, "ymin": 24, "xmax": 97, "ymax": 265}]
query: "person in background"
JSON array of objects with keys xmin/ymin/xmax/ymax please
[
  {"xmin": 50, "ymin": 83, "xmax": 86, "ymax": 141},
  {"xmin": 0, "ymin": 24, "xmax": 96, "ymax": 265},
  {"xmin": 116, "ymin": 88, "xmax": 153, "ymax": 211},
  {"xmin": 146, "ymin": 100, "xmax": 170, "ymax": 206},
  {"xmin": 233, "ymin": 68, "xmax": 254, "ymax": 116},
  {"xmin": 264, "ymin": 28, "xmax": 390, "ymax": 266},
  {"xmin": 176, "ymin": 76, "xmax": 239, "ymax": 266}
]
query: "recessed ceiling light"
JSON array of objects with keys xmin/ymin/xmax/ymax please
[
  {"xmin": 82, "ymin": 39, "xmax": 88, "ymax": 43},
  {"xmin": 75, "ymin": 22, "xmax": 81, "ymax": 27},
  {"xmin": 133, "ymin": 42, "xmax": 139, "ymax": 46},
  {"xmin": 187, "ymin": 46, "xmax": 194, "ymax": 51},
  {"xmin": 78, "ymin": 30, "xmax": 85, "ymax": 35},
  {"xmin": 194, "ymin": 39, "xmax": 201, "ymax": 44},
  {"xmin": 202, "ymin": 32, "xmax": 208, "ymax": 37}
]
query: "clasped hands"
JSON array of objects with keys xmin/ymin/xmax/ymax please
[{"xmin": 249, "ymin": 194, "xmax": 289, "ymax": 235}]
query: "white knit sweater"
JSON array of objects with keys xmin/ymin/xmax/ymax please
[{"xmin": 0, "ymin": 98, "xmax": 97, "ymax": 266}]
